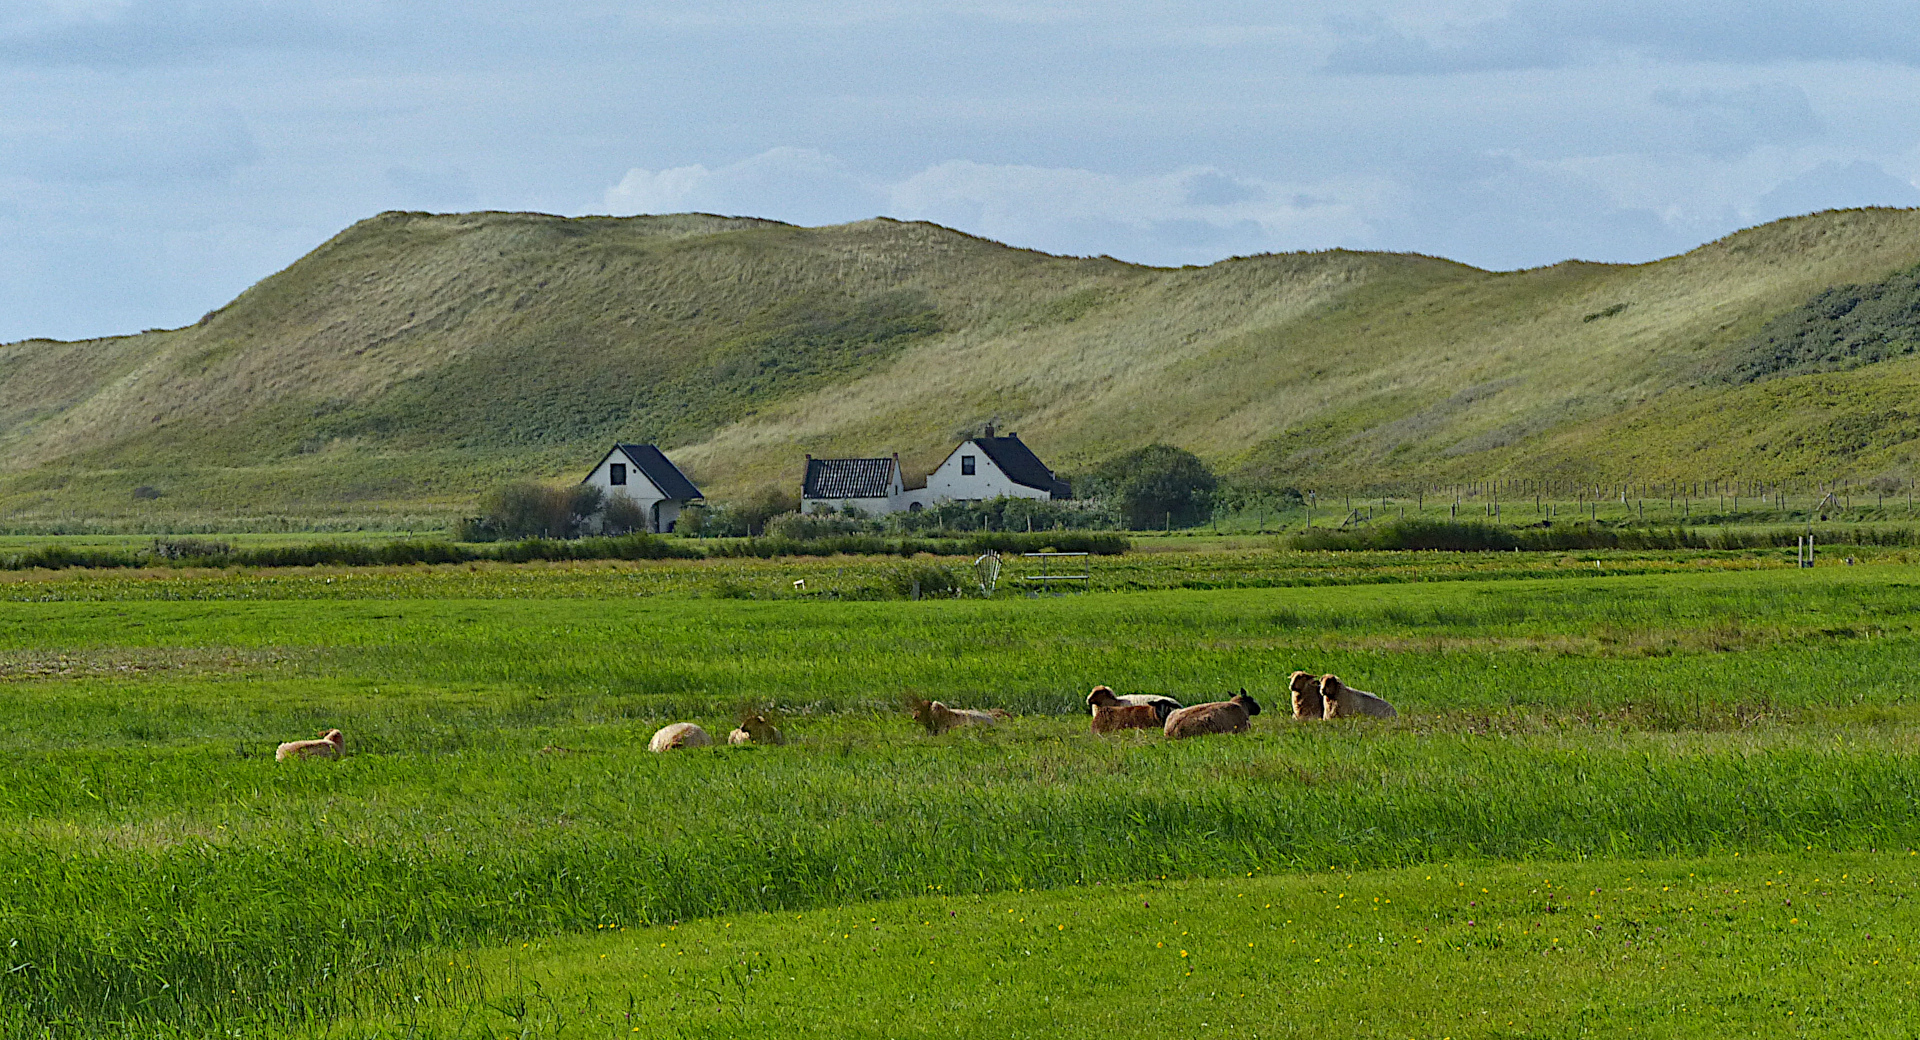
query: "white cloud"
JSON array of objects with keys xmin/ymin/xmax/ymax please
[
  {"xmin": 603, "ymin": 147, "xmax": 883, "ymax": 226},
  {"xmin": 600, "ymin": 149, "xmax": 1388, "ymax": 265},
  {"xmin": 885, "ymin": 160, "xmax": 1380, "ymax": 262},
  {"xmin": 1651, "ymin": 82, "xmax": 1823, "ymax": 160}
]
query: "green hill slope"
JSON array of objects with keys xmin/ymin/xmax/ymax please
[{"xmin": 4, "ymin": 207, "xmax": 1920, "ymax": 524}]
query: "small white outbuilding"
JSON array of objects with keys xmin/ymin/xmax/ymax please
[{"xmin": 579, "ymin": 443, "xmax": 704, "ymax": 533}]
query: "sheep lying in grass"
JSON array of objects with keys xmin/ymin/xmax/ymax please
[
  {"xmin": 1289, "ymin": 671, "xmax": 1325, "ymax": 720},
  {"xmin": 1091, "ymin": 703, "xmax": 1163, "ymax": 735},
  {"xmin": 648, "ymin": 722, "xmax": 712, "ymax": 752},
  {"xmin": 276, "ymin": 729, "xmax": 344, "ymax": 762},
  {"xmin": 910, "ymin": 698, "xmax": 1007, "ymax": 735},
  {"xmin": 1086, "ymin": 685, "xmax": 1182, "ymax": 722},
  {"xmin": 1320, "ymin": 675, "xmax": 1397, "ymax": 719},
  {"xmin": 728, "ymin": 714, "xmax": 786, "ymax": 746},
  {"xmin": 1163, "ymin": 691, "xmax": 1261, "ymax": 739}
]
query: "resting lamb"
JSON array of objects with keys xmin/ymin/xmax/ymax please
[
  {"xmin": 1086, "ymin": 685, "xmax": 1182, "ymax": 722},
  {"xmin": 1162, "ymin": 691, "xmax": 1262, "ymax": 739},
  {"xmin": 1320, "ymin": 675, "xmax": 1397, "ymax": 719}
]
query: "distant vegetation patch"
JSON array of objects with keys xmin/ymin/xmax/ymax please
[
  {"xmin": 1717, "ymin": 262, "xmax": 1920, "ymax": 383},
  {"xmin": 1286, "ymin": 518, "xmax": 1920, "ymax": 552}
]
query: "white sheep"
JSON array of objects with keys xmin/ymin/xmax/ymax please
[
  {"xmin": 1320, "ymin": 675, "xmax": 1397, "ymax": 719},
  {"xmin": 276, "ymin": 728, "xmax": 344, "ymax": 762},
  {"xmin": 727, "ymin": 714, "xmax": 786, "ymax": 746},
  {"xmin": 910, "ymin": 698, "xmax": 1007, "ymax": 735},
  {"xmin": 1086, "ymin": 685, "xmax": 1182, "ymax": 723},
  {"xmin": 648, "ymin": 722, "xmax": 713, "ymax": 752}
]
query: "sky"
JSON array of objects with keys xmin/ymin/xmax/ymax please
[{"xmin": 5, "ymin": 1, "xmax": 1920, "ymax": 343}]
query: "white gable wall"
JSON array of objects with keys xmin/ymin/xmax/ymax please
[
  {"xmin": 911, "ymin": 443, "xmax": 1050, "ymax": 506},
  {"xmin": 581, "ymin": 447, "xmax": 682, "ymax": 532}
]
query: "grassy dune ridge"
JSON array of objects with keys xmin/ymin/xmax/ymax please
[
  {"xmin": 6, "ymin": 208, "xmax": 1920, "ymax": 524},
  {"xmin": 0, "ymin": 557, "xmax": 1918, "ymax": 1033}
]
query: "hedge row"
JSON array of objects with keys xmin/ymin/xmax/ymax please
[{"xmin": 1, "ymin": 530, "xmax": 1128, "ymax": 572}]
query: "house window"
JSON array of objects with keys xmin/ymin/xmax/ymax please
[
  {"xmin": 610, "ymin": 463, "xmax": 627, "ymax": 485},
  {"xmin": 960, "ymin": 455, "xmax": 975, "ymax": 476}
]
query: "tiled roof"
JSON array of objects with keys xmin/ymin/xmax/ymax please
[
  {"xmin": 613, "ymin": 444, "xmax": 703, "ymax": 501},
  {"xmin": 804, "ymin": 457, "xmax": 898, "ymax": 499},
  {"xmin": 972, "ymin": 435, "xmax": 1070, "ymax": 499}
]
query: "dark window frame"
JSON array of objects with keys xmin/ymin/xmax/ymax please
[
  {"xmin": 960, "ymin": 455, "xmax": 976, "ymax": 476},
  {"xmin": 609, "ymin": 463, "xmax": 627, "ymax": 486}
]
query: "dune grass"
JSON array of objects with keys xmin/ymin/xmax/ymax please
[{"xmin": 10, "ymin": 210, "xmax": 1920, "ymax": 526}]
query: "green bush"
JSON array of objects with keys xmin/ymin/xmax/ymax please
[
  {"xmin": 1077, "ymin": 445, "xmax": 1217, "ymax": 529},
  {"xmin": 459, "ymin": 483, "xmax": 604, "ymax": 541},
  {"xmin": 886, "ymin": 561, "xmax": 963, "ymax": 597}
]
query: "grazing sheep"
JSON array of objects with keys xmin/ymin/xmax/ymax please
[
  {"xmin": 276, "ymin": 728, "xmax": 344, "ymax": 762},
  {"xmin": 1091, "ymin": 703, "xmax": 1162, "ymax": 735},
  {"xmin": 648, "ymin": 722, "xmax": 713, "ymax": 752},
  {"xmin": 1086, "ymin": 685, "xmax": 1183, "ymax": 722},
  {"xmin": 1289, "ymin": 671, "xmax": 1325, "ymax": 720},
  {"xmin": 1320, "ymin": 675, "xmax": 1397, "ymax": 719},
  {"xmin": 910, "ymin": 698, "xmax": 1007, "ymax": 735},
  {"xmin": 728, "ymin": 714, "xmax": 786, "ymax": 746},
  {"xmin": 1162, "ymin": 691, "xmax": 1262, "ymax": 739}
]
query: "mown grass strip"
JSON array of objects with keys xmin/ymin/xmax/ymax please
[{"xmin": 303, "ymin": 850, "xmax": 1920, "ymax": 1038}]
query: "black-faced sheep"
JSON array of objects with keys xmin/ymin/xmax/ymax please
[
  {"xmin": 1320, "ymin": 675, "xmax": 1397, "ymax": 719},
  {"xmin": 1086, "ymin": 685, "xmax": 1182, "ymax": 722},
  {"xmin": 648, "ymin": 722, "xmax": 713, "ymax": 752},
  {"xmin": 728, "ymin": 714, "xmax": 786, "ymax": 746},
  {"xmin": 1091, "ymin": 703, "xmax": 1162, "ymax": 734},
  {"xmin": 276, "ymin": 728, "xmax": 344, "ymax": 762},
  {"xmin": 910, "ymin": 698, "xmax": 1007, "ymax": 735},
  {"xmin": 1162, "ymin": 691, "xmax": 1262, "ymax": 739},
  {"xmin": 1289, "ymin": 671, "xmax": 1325, "ymax": 720}
]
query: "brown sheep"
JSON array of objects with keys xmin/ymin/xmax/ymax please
[
  {"xmin": 910, "ymin": 698, "xmax": 1007, "ymax": 735},
  {"xmin": 276, "ymin": 728, "xmax": 344, "ymax": 762},
  {"xmin": 1086, "ymin": 685, "xmax": 1182, "ymax": 722},
  {"xmin": 1091, "ymin": 703, "xmax": 1162, "ymax": 734},
  {"xmin": 1320, "ymin": 675, "xmax": 1397, "ymax": 719},
  {"xmin": 648, "ymin": 722, "xmax": 713, "ymax": 752},
  {"xmin": 1288, "ymin": 671, "xmax": 1324, "ymax": 720},
  {"xmin": 727, "ymin": 714, "xmax": 786, "ymax": 746},
  {"xmin": 1162, "ymin": 690, "xmax": 1262, "ymax": 739}
]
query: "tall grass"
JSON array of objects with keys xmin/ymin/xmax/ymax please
[
  {"xmin": 2, "ymin": 562, "xmax": 1920, "ymax": 1033},
  {"xmin": 7, "ymin": 722, "xmax": 1920, "ymax": 1033}
]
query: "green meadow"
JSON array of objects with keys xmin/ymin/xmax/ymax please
[{"xmin": 2, "ymin": 549, "xmax": 1920, "ymax": 1036}]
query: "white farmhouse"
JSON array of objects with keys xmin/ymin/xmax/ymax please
[
  {"xmin": 800, "ymin": 428, "xmax": 1070, "ymax": 516},
  {"xmin": 918, "ymin": 426, "xmax": 1070, "ymax": 505},
  {"xmin": 802, "ymin": 454, "xmax": 906, "ymax": 515},
  {"xmin": 579, "ymin": 443, "xmax": 704, "ymax": 533}
]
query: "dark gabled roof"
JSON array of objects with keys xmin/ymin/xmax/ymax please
[
  {"xmin": 971, "ymin": 435, "xmax": 1070, "ymax": 499},
  {"xmin": 613, "ymin": 444, "xmax": 703, "ymax": 501},
  {"xmin": 803, "ymin": 457, "xmax": 897, "ymax": 499}
]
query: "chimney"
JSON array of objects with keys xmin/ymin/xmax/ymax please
[{"xmin": 983, "ymin": 424, "xmax": 995, "ymax": 439}]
